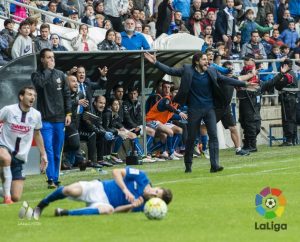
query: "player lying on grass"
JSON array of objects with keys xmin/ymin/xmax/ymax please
[{"xmin": 33, "ymin": 167, "xmax": 172, "ymax": 217}]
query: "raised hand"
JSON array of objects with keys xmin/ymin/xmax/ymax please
[
  {"xmin": 144, "ymin": 52, "xmax": 157, "ymax": 64},
  {"xmin": 98, "ymin": 66, "xmax": 108, "ymax": 77}
]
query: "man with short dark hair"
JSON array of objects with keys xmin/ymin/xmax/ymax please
[
  {"xmin": 34, "ymin": 23, "xmax": 52, "ymax": 53},
  {"xmin": 241, "ymin": 30, "xmax": 267, "ymax": 59},
  {"xmin": 0, "ymin": 86, "xmax": 47, "ymax": 204},
  {"xmin": 31, "ymin": 49, "xmax": 72, "ymax": 189},
  {"xmin": 145, "ymin": 52, "xmax": 256, "ymax": 173}
]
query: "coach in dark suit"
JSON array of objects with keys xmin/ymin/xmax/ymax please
[{"xmin": 144, "ymin": 52, "xmax": 256, "ymax": 173}]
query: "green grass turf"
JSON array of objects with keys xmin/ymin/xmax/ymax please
[{"xmin": 1, "ymin": 145, "xmax": 300, "ymax": 242}]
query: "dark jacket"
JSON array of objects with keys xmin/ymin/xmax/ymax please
[
  {"xmin": 154, "ymin": 61, "xmax": 247, "ymax": 108},
  {"xmin": 80, "ymin": 104, "xmax": 107, "ymax": 135},
  {"xmin": 32, "ymin": 68, "xmax": 72, "ymax": 122},
  {"xmin": 156, "ymin": 0, "xmax": 173, "ymax": 37},
  {"xmin": 274, "ymin": 70, "xmax": 298, "ymax": 91},
  {"xmin": 123, "ymin": 99, "xmax": 143, "ymax": 129},
  {"xmin": 103, "ymin": 110, "xmax": 123, "ymax": 136},
  {"xmin": 214, "ymin": 8, "xmax": 236, "ymax": 42}
]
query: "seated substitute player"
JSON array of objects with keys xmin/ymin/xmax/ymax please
[
  {"xmin": 0, "ymin": 86, "xmax": 48, "ymax": 204},
  {"xmin": 33, "ymin": 167, "xmax": 172, "ymax": 217}
]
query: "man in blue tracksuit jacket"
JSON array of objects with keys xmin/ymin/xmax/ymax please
[{"xmin": 32, "ymin": 48, "xmax": 72, "ymax": 188}]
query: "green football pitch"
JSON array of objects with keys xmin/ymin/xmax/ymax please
[{"xmin": 1, "ymin": 145, "xmax": 299, "ymax": 242}]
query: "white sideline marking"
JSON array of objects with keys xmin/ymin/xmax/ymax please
[{"xmin": 154, "ymin": 166, "xmax": 300, "ymax": 185}]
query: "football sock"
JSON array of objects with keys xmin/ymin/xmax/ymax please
[
  {"xmin": 3, "ymin": 166, "xmax": 12, "ymax": 197},
  {"xmin": 41, "ymin": 186, "xmax": 66, "ymax": 207},
  {"xmin": 167, "ymin": 136, "xmax": 174, "ymax": 155},
  {"xmin": 113, "ymin": 136, "xmax": 123, "ymax": 153},
  {"xmin": 201, "ymin": 135, "xmax": 208, "ymax": 151},
  {"xmin": 146, "ymin": 136, "xmax": 154, "ymax": 152},
  {"xmin": 148, "ymin": 141, "xmax": 163, "ymax": 153},
  {"xmin": 133, "ymin": 138, "xmax": 144, "ymax": 156},
  {"xmin": 68, "ymin": 207, "xmax": 100, "ymax": 216},
  {"xmin": 236, "ymin": 147, "xmax": 241, "ymax": 152},
  {"xmin": 172, "ymin": 134, "xmax": 181, "ymax": 151}
]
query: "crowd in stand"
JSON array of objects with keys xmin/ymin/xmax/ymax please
[{"xmin": 0, "ymin": 0, "xmax": 300, "ymax": 184}]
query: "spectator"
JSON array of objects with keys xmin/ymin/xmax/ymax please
[
  {"xmin": 135, "ymin": 22, "xmax": 153, "ymax": 46},
  {"xmin": 269, "ymin": 29, "xmax": 285, "ymax": 46},
  {"xmin": 239, "ymin": 9, "xmax": 275, "ymax": 45},
  {"xmin": 173, "ymin": 0, "xmax": 190, "ymax": 22},
  {"xmin": 115, "ymin": 32, "xmax": 126, "ymax": 50},
  {"xmin": 50, "ymin": 34, "xmax": 68, "ymax": 51},
  {"xmin": 26, "ymin": 16, "xmax": 38, "ymax": 41},
  {"xmin": 139, "ymin": 10, "xmax": 147, "ymax": 25},
  {"xmin": 98, "ymin": 28, "xmax": 119, "ymax": 50},
  {"xmin": 31, "ymin": 48, "xmax": 72, "ymax": 189},
  {"xmin": 1, "ymin": 19, "xmax": 17, "ymax": 46},
  {"xmin": 261, "ymin": 32, "xmax": 273, "ymax": 55},
  {"xmin": 201, "ymin": 35, "xmax": 214, "ymax": 52},
  {"xmin": 241, "ymin": 30, "xmax": 267, "ymax": 59},
  {"xmin": 45, "ymin": 1, "xmax": 59, "ymax": 24},
  {"xmin": 121, "ymin": 18, "xmax": 150, "ymax": 50},
  {"xmin": 156, "ymin": 0, "xmax": 174, "ymax": 38},
  {"xmin": 0, "ymin": 35, "xmax": 9, "ymax": 65},
  {"xmin": 288, "ymin": 0, "xmax": 300, "ymax": 22},
  {"xmin": 132, "ymin": 0, "xmax": 150, "ymax": 18},
  {"xmin": 280, "ymin": 44, "xmax": 291, "ymax": 58},
  {"xmin": 94, "ymin": 1, "xmax": 105, "ymax": 16},
  {"xmin": 11, "ymin": 20, "xmax": 33, "ymax": 59},
  {"xmin": 34, "ymin": 23, "xmax": 52, "ymax": 53},
  {"xmin": 53, "ymin": 17, "xmax": 64, "ymax": 26},
  {"xmin": 190, "ymin": 0, "xmax": 209, "ymax": 18},
  {"xmin": 104, "ymin": 19, "xmax": 113, "ymax": 30},
  {"xmin": 14, "ymin": 0, "xmax": 28, "ymax": 22},
  {"xmin": 231, "ymin": 32, "xmax": 242, "ymax": 58},
  {"xmin": 64, "ymin": 10, "xmax": 79, "ymax": 29},
  {"xmin": 264, "ymin": 12, "xmax": 276, "ymax": 35},
  {"xmin": 256, "ymin": 0, "xmax": 267, "ymax": 26},
  {"xmin": 81, "ymin": 5, "xmax": 97, "ymax": 26},
  {"xmin": 61, "ymin": 0, "xmax": 85, "ymax": 18},
  {"xmin": 279, "ymin": 9, "xmax": 293, "ymax": 33},
  {"xmin": 201, "ymin": 8, "xmax": 216, "ymax": 30},
  {"xmin": 174, "ymin": 11, "xmax": 190, "ymax": 34},
  {"xmin": 131, "ymin": 8, "xmax": 141, "ymax": 23},
  {"xmin": 104, "ymin": 0, "xmax": 129, "ymax": 32},
  {"xmin": 188, "ymin": 10, "xmax": 203, "ymax": 37},
  {"xmin": 95, "ymin": 14, "xmax": 105, "ymax": 28},
  {"xmin": 214, "ymin": 0, "xmax": 237, "ymax": 57},
  {"xmin": 71, "ymin": 24, "xmax": 97, "ymax": 51},
  {"xmin": 280, "ymin": 20, "xmax": 299, "ymax": 49}
]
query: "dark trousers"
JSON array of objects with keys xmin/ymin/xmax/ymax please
[
  {"xmin": 106, "ymin": 15, "xmax": 124, "ymax": 32},
  {"xmin": 239, "ymin": 96, "xmax": 261, "ymax": 144},
  {"xmin": 80, "ymin": 132, "xmax": 97, "ymax": 163},
  {"xmin": 281, "ymin": 93, "xmax": 297, "ymax": 143},
  {"xmin": 184, "ymin": 108, "xmax": 219, "ymax": 169}
]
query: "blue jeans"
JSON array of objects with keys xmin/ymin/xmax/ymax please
[
  {"xmin": 184, "ymin": 108, "xmax": 219, "ymax": 169},
  {"xmin": 41, "ymin": 122, "xmax": 65, "ymax": 183}
]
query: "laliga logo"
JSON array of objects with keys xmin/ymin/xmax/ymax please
[{"xmin": 255, "ymin": 187, "xmax": 287, "ymax": 232}]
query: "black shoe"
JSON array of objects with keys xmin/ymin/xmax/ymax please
[
  {"xmin": 55, "ymin": 208, "xmax": 69, "ymax": 216},
  {"xmin": 61, "ymin": 162, "xmax": 72, "ymax": 170},
  {"xmin": 236, "ymin": 149, "xmax": 250, "ymax": 156},
  {"xmin": 184, "ymin": 164, "xmax": 192, "ymax": 173},
  {"xmin": 210, "ymin": 166, "xmax": 224, "ymax": 173},
  {"xmin": 279, "ymin": 142, "xmax": 293, "ymax": 147},
  {"xmin": 47, "ymin": 180, "xmax": 57, "ymax": 189},
  {"xmin": 247, "ymin": 147, "xmax": 258, "ymax": 152},
  {"xmin": 54, "ymin": 181, "xmax": 61, "ymax": 187},
  {"xmin": 98, "ymin": 161, "xmax": 114, "ymax": 167},
  {"xmin": 87, "ymin": 162, "xmax": 103, "ymax": 169},
  {"xmin": 78, "ymin": 159, "xmax": 87, "ymax": 171}
]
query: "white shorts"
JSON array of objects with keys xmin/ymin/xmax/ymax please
[
  {"xmin": 147, "ymin": 121, "xmax": 161, "ymax": 129},
  {"xmin": 70, "ymin": 180, "xmax": 112, "ymax": 208},
  {"xmin": 165, "ymin": 123, "xmax": 175, "ymax": 128}
]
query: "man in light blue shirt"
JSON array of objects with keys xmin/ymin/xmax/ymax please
[{"xmin": 121, "ymin": 18, "xmax": 150, "ymax": 50}]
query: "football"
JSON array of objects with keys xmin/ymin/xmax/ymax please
[
  {"xmin": 144, "ymin": 197, "xmax": 168, "ymax": 220},
  {"xmin": 265, "ymin": 197, "xmax": 276, "ymax": 209}
]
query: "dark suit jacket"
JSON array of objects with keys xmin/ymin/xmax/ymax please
[
  {"xmin": 154, "ymin": 61, "xmax": 247, "ymax": 108},
  {"xmin": 214, "ymin": 9, "xmax": 236, "ymax": 42}
]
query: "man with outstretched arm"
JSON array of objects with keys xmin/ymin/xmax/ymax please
[{"xmin": 144, "ymin": 52, "xmax": 257, "ymax": 173}]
